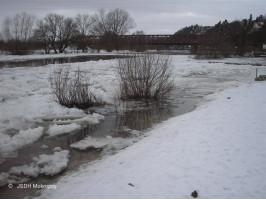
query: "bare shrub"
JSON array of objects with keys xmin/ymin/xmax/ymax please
[
  {"xmin": 116, "ymin": 53, "xmax": 174, "ymax": 102},
  {"xmin": 49, "ymin": 66, "xmax": 104, "ymax": 109}
]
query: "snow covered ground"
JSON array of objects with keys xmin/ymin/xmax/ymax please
[
  {"xmin": 0, "ymin": 54, "xmax": 266, "ymax": 196},
  {"xmin": 0, "ymin": 60, "xmax": 110, "ymax": 163},
  {"xmin": 40, "ymin": 82, "xmax": 266, "ymax": 199},
  {"xmin": 0, "ymin": 50, "xmax": 187, "ymax": 62},
  {"xmin": 0, "ymin": 51, "xmax": 122, "ymax": 62},
  {"xmin": 0, "ymin": 55, "xmax": 265, "ymax": 157},
  {"xmin": 0, "ymin": 52, "xmax": 91, "ymax": 62}
]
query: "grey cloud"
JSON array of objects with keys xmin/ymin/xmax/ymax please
[{"xmin": 0, "ymin": 0, "xmax": 265, "ymax": 34}]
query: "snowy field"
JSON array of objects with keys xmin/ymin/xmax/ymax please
[
  {"xmin": 0, "ymin": 54, "xmax": 266, "ymax": 197},
  {"xmin": 39, "ymin": 81, "xmax": 266, "ymax": 199},
  {"xmin": 0, "ymin": 50, "xmax": 186, "ymax": 62},
  {"xmin": 0, "ymin": 51, "xmax": 121, "ymax": 62}
]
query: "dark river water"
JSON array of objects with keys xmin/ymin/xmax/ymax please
[{"xmin": 0, "ymin": 55, "xmax": 200, "ymax": 199}]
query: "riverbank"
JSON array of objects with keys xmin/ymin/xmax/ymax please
[
  {"xmin": 0, "ymin": 50, "xmax": 191, "ymax": 62},
  {"xmin": 0, "ymin": 55, "xmax": 266, "ymax": 198},
  {"xmin": 40, "ymin": 82, "xmax": 266, "ymax": 199},
  {"xmin": 0, "ymin": 51, "xmax": 121, "ymax": 62},
  {"xmin": 1, "ymin": 55, "xmax": 264, "ymax": 163}
]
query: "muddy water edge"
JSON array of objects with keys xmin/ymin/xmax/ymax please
[{"xmin": 0, "ymin": 83, "xmax": 200, "ymax": 198}]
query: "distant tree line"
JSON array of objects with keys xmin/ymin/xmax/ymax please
[
  {"xmin": 175, "ymin": 14, "xmax": 266, "ymax": 57},
  {"xmin": 1, "ymin": 12, "xmax": 35, "ymax": 54},
  {"xmin": 0, "ymin": 9, "xmax": 136, "ymax": 55},
  {"xmin": 1, "ymin": 11, "xmax": 265, "ymax": 56}
]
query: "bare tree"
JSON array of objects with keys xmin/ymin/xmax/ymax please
[
  {"xmin": 92, "ymin": 9, "xmax": 109, "ymax": 35},
  {"xmin": 74, "ymin": 14, "xmax": 94, "ymax": 52},
  {"xmin": 43, "ymin": 13, "xmax": 60, "ymax": 53},
  {"xmin": 34, "ymin": 13, "xmax": 77, "ymax": 54},
  {"xmin": 75, "ymin": 14, "xmax": 93, "ymax": 36},
  {"xmin": 34, "ymin": 20, "xmax": 52, "ymax": 54},
  {"xmin": 2, "ymin": 12, "xmax": 35, "ymax": 54},
  {"xmin": 92, "ymin": 8, "xmax": 135, "ymax": 51},
  {"xmin": 93, "ymin": 8, "xmax": 135, "ymax": 35},
  {"xmin": 2, "ymin": 12, "xmax": 35, "ymax": 41},
  {"xmin": 0, "ymin": 33, "xmax": 4, "ymax": 52},
  {"xmin": 57, "ymin": 17, "xmax": 77, "ymax": 53},
  {"xmin": 106, "ymin": 8, "xmax": 135, "ymax": 35}
]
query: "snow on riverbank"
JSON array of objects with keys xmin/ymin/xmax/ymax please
[
  {"xmin": 40, "ymin": 82, "xmax": 266, "ymax": 199},
  {"xmin": 0, "ymin": 50, "xmax": 187, "ymax": 62},
  {"xmin": 0, "ymin": 54, "xmax": 266, "ymax": 184},
  {"xmin": 0, "ymin": 51, "xmax": 123, "ymax": 62},
  {"xmin": 0, "ymin": 60, "xmax": 111, "ymax": 162},
  {"xmin": 0, "ymin": 52, "xmax": 91, "ymax": 62}
]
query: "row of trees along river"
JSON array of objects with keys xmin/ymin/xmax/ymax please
[
  {"xmin": 0, "ymin": 10, "xmax": 265, "ymax": 56},
  {"xmin": 0, "ymin": 9, "xmax": 136, "ymax": 55}
]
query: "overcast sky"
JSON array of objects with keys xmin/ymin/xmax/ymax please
[{"xmin": 0, "ymin": 0, "xmax": 265, "ymax": 34}]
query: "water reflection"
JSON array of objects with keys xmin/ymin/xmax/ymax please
[
  {"xmin": 118, "ymin": 106, "xmax": 173, "ymax": 131},
  {"xmin": 67, "ymin": 105, "xmax": 174, "ymax": 145}
]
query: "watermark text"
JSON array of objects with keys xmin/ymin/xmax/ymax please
[{"xmin": 8, "ymin": 183, "xmax": 57, "ymax": 190}]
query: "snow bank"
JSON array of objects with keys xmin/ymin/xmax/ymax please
[
  {"xmin": 47, "ymin": 123, "xmax": 81, "ymax": 137},
  {"xmin": 2, "ymin": 150, "xmax": 70, "ymax": 185},
  {"xmin": 40, "ymin": 82, "xmax": 266, "ymax": 199},
  {"xmin": 0, "ymin": 53, "xmax": 90, "ymax": 62},
  {"xmin": 0, "ymin": 52, "xmax": 122, "ymax": 62}
]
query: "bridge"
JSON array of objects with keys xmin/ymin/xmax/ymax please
[
  {"xmin": 86, "ymin": 34, "xmax": 199, "ymax": 46},
  {"xmin": 85, "ymin": 34, "xmax": 263, "ymax": 54}
]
